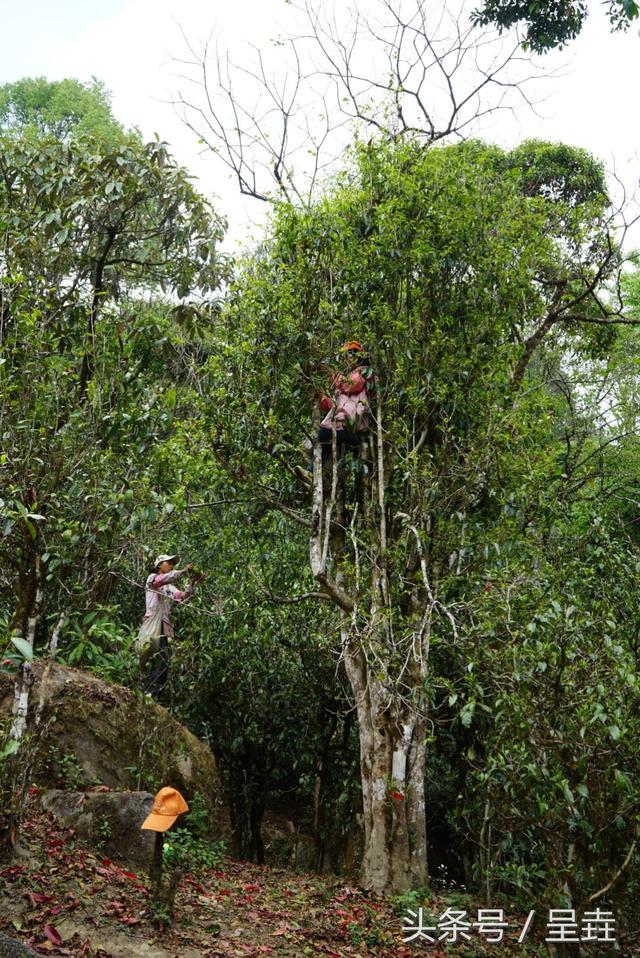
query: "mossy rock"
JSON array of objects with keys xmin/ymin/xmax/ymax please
[{"xmin": 0, "ymin": 662, "xmax": 224, "ymax": 834}]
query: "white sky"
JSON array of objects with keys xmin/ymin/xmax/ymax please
[{"xmin": 1, "ymin": 0, "xmax": 639, "ymax": 250}]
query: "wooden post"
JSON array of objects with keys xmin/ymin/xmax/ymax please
[
  {"xmin": 141, "ymin": 786, "xmax": 189, "ymax": 924},
  {"xmin": 149, "ymin": 831, "xmax": 164, "ymax": 900}
]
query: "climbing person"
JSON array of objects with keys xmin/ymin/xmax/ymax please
[
  {"xmin": 295, "ymin": 340, "xmax": 375, "ymax": 509},
  {"xmin": 317, "ymin": 340, "xmax": 375, "ymax": 466},
  {"xmin": 135, "ymin": 554, "xmax": 201, "ymax": 699}
]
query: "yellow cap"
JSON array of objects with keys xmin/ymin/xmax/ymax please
[{"xmin": 141, "ymin": 786, "xmax": 189, "ymax": 832}]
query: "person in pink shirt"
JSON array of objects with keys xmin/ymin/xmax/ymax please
[
  {"xmin": 137, "ymin": 553, "xmax": 199, "ymax": 698},
  {"xmin": 317, "ymin": 340, "xmax": 375, "ymax": 466}
]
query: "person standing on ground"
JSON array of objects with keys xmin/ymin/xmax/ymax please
[{"xmin": 136, "ymin": 554, "xmax": 200, "ymax": 699}]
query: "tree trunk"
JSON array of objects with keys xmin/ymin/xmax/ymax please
[
  {"xmin": 343, "ymin": 637, "xmax": 427, "ymax": 893},
  {"xmin": 11, "ymin": 554, "xmax": 43, "ymax": 743},
  {"xmin": 0, "ymin": 553, "xmax": 44, "ymax": 860},
  {"xmin": 308, "ymin": 395, "xmax": 429, "ymax": 893}
]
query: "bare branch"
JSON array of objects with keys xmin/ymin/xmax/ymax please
[{"xmin": 172, "ymin": 0, "xmax": 545, "ymax": 205}]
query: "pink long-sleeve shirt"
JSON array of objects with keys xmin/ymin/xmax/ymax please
[
  {"xmin": 143, "ymin": 569, "xmax": 193, "ymax": 637},
  {"xmin": 319, "ymin": 364, "xmax": 375, "ymax": 432}
]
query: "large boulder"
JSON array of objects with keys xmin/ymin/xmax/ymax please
[
  {"xmin": 0, "ymin": 661, "xmax": 225, "ymax": 835},
  {"xmin": 40, "ymin": 789, "xmax": 156, "ymax": 868}
]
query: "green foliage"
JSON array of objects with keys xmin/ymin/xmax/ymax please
[
  {"xmin": 162, "ymin": 792, "xmax": 226, "ymax": 873},
  {"xmin": 166, "ymin": 503, "xmax": 357, "ymax": 862},
  {"xmin": 472, "ymin": 0, "xmax": 639, "ymax": 52},
  {"xmin": 9, "ymin": 637, "xmax": 33, "ymax": 662},
  {"xmin": 392, "ymin": 885, "xmax": 431, "ymax": 917},
  {"xmin": 0, "ymin": 118, "xmax": 228, "ymax": 664},
  {"xmin": 0, "ymin": 76, "xmax": 124, "ymax": 142},
  {"xmin": 0, "ymin": 635, "xmax": 33, "ymax": 769},
  {"xmin": 0, "ymin": 737, "xmax": 19, "ymax": 763},
  {"xmin": 202, "ymin": 133, "xmax": 639, "ymax": 918},
  {"xmin": 163, "ymin": 830, "xmax": 226, "ymax": 873},
  {"xmin": 2, "ymin": 87, "xmax": 639, "ymax": 927},
  {"xmin": 46, "ymin": 747, "xmax": 83, "ymax": 790},
  {"xmin": 96, "ymin": 815, "xmax": 113, "ymax": 848},
  {"xmin": 60, "ymin": 608, "xmax": 136, "ymax": 672}
]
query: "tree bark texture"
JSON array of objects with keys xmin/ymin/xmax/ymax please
[
  {"xmin": 309, "ymin": 395, "xmax": 431, "ymax": 893},
  {"xmin": 343, "ymin": 637, "xmax": 427, "ymax": 893}
]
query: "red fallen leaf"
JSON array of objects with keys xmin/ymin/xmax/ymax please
[
  {"xmin": 43, "ymin": 923, "xmax": 63, "ymax": 945},
  {"xmin": 104, "ymin": 901, "xmax": 126, "ymax": 914},
  {"xmin": 29, "ymin": 892, "xmax": 53, "ymax": 905},
  {"xmin": 243, "ymin": 883, "xmax": 260, "ymax": 891},
  {"xmin": 120, "ymin": 916, "xmax": 141, "ymax": 925},
  {"xmin": 185, "ymin": 876, "xmax": 206, "ymax": 891},
  {"xmin": 390, "ymin": 791, "xmax": 404, "ymax": 801},
  {"xmin": 272, "ymin": 927, "xmax": 289, "ymax": 936},
  {"xmin": 0, "ymin": 865, "xmax": 27, "ymax": 880}
]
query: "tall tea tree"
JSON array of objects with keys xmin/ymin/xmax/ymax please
[
  {"xmin": 208, "ymin": 137, "xmax": 632, "ymax": 892},
  {"xmin": 0, "ymin": 130, "xmax": 226, "ymax": 766}
]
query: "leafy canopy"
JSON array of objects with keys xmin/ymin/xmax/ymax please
[
  {"xmin": 0, "ymin": 76, "xmax": 125, "ymax": 143},
  {"xmin": 472, "ymin": 0, "xmax": 639, "ymax": 52},
  {"xmin": 0, "ymin": 124, "xmax": 227, "ymax": 643}
]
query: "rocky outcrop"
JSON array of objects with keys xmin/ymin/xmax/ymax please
[
  {"xmin": 0, "ymin": 661, "xmax": 224, "ymax": 834},
  {"xmin": 0, "ymin": 932, "xmax": 37, "ymax": 957}
]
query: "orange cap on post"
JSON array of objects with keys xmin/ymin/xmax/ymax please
[{"xmin": 141, "ymin": 787, "xmax": 189, "ymax": 832}]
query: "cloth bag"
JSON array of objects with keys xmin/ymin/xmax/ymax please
[{"xmin": 135, "ymin": 609, "xmax": 163, "ymax": 656}]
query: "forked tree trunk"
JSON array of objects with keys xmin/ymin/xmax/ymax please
[{"xmin": 309, "ymin": 400, "xmax": 429, "ymax": 893}]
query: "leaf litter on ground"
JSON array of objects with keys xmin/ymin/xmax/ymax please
[{"xmin": 0, "ymin": 796, "xmax": 554, "ymax": 957}]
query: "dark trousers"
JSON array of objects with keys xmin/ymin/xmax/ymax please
[
  {"xmin": 144, "ymin": 628, "xmax": 172, "ymax": 699},
  {"xmin": 318, "ymin": 426, "xmax": 361, "ymax": 465}
]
